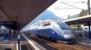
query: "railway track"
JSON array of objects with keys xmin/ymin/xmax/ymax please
[
  {"xmin": 23, "ymin": 33, "xmax": 91, "ymax": 50},
  {"xmin": 32, "ymin": 37, "xmax": 91, "ymax": 50}
]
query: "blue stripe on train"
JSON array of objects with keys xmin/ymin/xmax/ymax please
[{"xmin": 31, "ymin": 28, "xmax": 62, "ymax": 40}]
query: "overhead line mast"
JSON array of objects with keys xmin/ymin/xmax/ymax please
[{"xmin": 88, "ymin": 0, "xmax": 90, "ymax": 15}]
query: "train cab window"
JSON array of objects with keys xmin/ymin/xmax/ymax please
[
  {"xmin": 43, "ymin": 23, "xmax": 50, "ymax": 26},
  {"xmin": 58, "ymin": 22, "xmax": 70, "ymax": 29}
]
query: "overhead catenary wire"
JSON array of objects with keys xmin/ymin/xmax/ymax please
[
  {"xmin": 59, "ymin": 1, "xmax": 84, "ymax": 9},
  {"xmin": 59, "ymin": 1, "xmax": 87, "ymax": 3},
  {"xmin": 54, "ymin": 7, "xmax": 83, "ymax": 9}
]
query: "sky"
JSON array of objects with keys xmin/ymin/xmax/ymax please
[
  {"xmin": 30, "ymin": 0, "xmax": 90, "ymax": 24},
  {"xmin": 48, "ymin": 0, "xmax": 88, "ymax": 19}
]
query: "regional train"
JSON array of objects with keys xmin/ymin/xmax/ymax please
[{"xmin": 23, "ymin": 19, "xmax": 75, "ymax": 43}]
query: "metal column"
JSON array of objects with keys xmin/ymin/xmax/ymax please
[
  {"xmin": 77, "ymin": 24, "xmax": 80, "ymax": 29},
  {"xmin": 88, "ymin": 22, "xmax": 91, "ymax": 39}
]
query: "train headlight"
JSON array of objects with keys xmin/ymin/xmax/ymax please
[{"xmin": 64, "ymin": 34, "xmax": 72, "ymax": 39}]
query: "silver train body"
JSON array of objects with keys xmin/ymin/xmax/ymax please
[{"xmin": 23, "ymin": 20, "xmax": 75, "ymax": 43}]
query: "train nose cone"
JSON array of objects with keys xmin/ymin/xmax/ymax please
[{"xmin": 63, "ymin": 30, "xmax": 74, "ymax": 39}]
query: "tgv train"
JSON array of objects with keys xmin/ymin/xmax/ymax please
[{"xmin": 23, "ymin": 19, "xmax": 75, "ymax": 43}]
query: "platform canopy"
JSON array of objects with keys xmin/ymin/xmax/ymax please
[
  {"xmin": 63, "ymin": 15, "xmax": 91, "ymax": 25},
  {"xmin": 0, "ymin": 0, "xmax": 56, "ymax": 29}
]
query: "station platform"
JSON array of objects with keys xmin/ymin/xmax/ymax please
[{"xmin": 0, "ymin": 40, "xmax": 15, "ymax": 50}]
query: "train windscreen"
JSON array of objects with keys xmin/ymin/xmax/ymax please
[{"xmin": 58, "ymin": 22, "xmax": 70, "ymax": 29}]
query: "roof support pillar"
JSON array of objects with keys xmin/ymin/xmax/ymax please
[
  {"xmin": 87, "ymin": 22, "xmax": 91, "ymax": 39},
  {"xmin": 77, "ymin": 23, "xmax": 80, "ymax": 29}
]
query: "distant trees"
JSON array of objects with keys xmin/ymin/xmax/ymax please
[
  {"xmin": 69, "ymin": 9, "xmax": 88, "ymax": 19},
  {"xmin": 78, "ymin": 9, "xmax": 88, "ymax": 17}
]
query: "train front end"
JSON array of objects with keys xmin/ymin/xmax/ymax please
[
  {"xmin": 57, "ymin": 22, "xmax": 75, "ymax": 43},
  {"xmin": 61, "ymin": 30, "xmax": 75, "ymax": 43}
]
